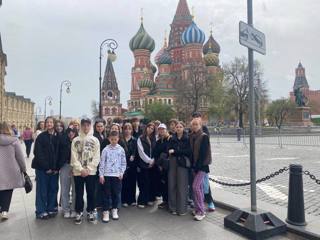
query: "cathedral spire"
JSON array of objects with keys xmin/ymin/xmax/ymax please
[
  {"xmin": 173, "ymin": 0, "xmax": 192, "ymax": 22},
  {"xmin": 102, "ymin": 55, "xmax": 119, "ymax": 91}
]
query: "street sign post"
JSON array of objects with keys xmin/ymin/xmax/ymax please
[
  {"xmin": 239, "ymin": 21, "xmax": 266, "ymax": 55},
  {"xmin": 225, "ymin": 1, "xmax": 287, "ymax": 239}
]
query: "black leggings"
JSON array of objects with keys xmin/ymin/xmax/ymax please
[{"xmin": 0, "ymin": 189, "xmax": 13, "ymax": 212}]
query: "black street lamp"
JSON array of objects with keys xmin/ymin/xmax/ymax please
[
  {"xmin": 59, "ymin": 80, "xmax": 71, "ymax": 120},
  {"xmin": 99, "ymin": 39, "xmax": 118, "ymax": 118},
  {"xmin": 44, "ymin": 96, "xmax": 52, "ymax": 118}
]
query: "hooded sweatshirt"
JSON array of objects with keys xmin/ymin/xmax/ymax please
[
  {"xmin": 71, "ymin": 128, "xmax": 100, "ymax": 176},
  {"xmin": 99, "ymin": 144, "xmax": 126, "ymax": 177}
]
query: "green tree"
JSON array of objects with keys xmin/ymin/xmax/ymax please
[
  {"xmin": 144, "ymin": 102, "xmax": 175, "ymax": 124},
  {"xmin": 266, "ymin": 98, "xmax": 295, "ymax": 130}
]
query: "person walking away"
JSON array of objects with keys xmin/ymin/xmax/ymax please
[
  {"xmin": 99, "ymin": 131, "xmax": 126, "ymax": 222},
  {"xmin": 58, "ymin": 127, "xmax": 78, "ymax": 218},
  {"xmin": 71, "ymin": 118, "xmax": 100, "ymax": 225},
  {"xmin": 190, "ymin": 119, "xmax": 212, "ymax": 221},
  {"xmin": 121, "ymin": 123, "xmax": 138, "ymax": 207},
  {"xmin": 0, "ymin": 122, "xmax": 27, "ymax": 220},
  {"xmin": 22, "ymin": 126, "xmax": 33, "ymax": 158},
  {"xmin": 136, "ymin": 122, "xmax": 156, "ymax": 208},
  {"xmin": 153, "ymin": 124, "xmax": 171, "ymax": 209},
  {"xmin": 32, "ymin": 117, "xmax": 60, "ymax": 219},
  {"xmin": 168, "ymin": 121, "xmax": 191, "ymax": 216}
]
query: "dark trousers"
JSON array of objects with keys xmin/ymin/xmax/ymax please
[
  {"xmin": 122, "ymin": 166, "xmax": 137, "ymax": 205},
  {"xmin": 35, "ymin": 169, "xmax": 59, "ymax": 216},
  {"xmin": 159, "ymin": 169, "xmax": 168, "ymax": 202},
  {"xmin": 24, "ymin": 139, "xmax": 33, "ymax": 157},
  {"xmin": 94, "ymin": 174, "xmax": 103, "ymax": 208},
  {"xmin": 150, "ymin": 166, "xmax": 162, "ymax": 198},
  {"xmin": 137, "ymin": 167, "xmax": 153, "ymax": 205},
  {"xmin": 102, "ymin": 177, "xmax": 122, "ymax": 211},
  {"xmin": 74, "ymin": 175, "xmax": 96, "ymax": 213},
  {"xmin": 0, "ymin": 189, "xmax": 13, "ymax": 212}
]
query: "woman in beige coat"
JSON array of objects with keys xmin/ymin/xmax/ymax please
[{"xmin": 0, "ymin": 122, "xmax": 26, "ymax": 220}]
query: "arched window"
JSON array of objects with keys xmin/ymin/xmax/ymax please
[{"xmin": 112, "ymin": 107, "xmax": 117, "ymax": 115}]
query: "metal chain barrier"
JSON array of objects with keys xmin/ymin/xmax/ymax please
[
  {"xmin": 209, "ymin": 166, "xmax": 289, "ymax": 187},
  {"xmin": 304, "ymin": 170, "xmax": 320, "ymax": 185}
]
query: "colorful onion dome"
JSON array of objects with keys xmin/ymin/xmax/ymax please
[
  {"xmin": 181, "ymin": 21, "xmax": 206, "ymax": 45},
  {"xmin": 204, "ymin": 52, "xmax": 219, "ymax": 67},
  {"xmin": 129, "ymin": 23, "xmax": 155, "ymax": 52},
  {"xmin": 158, "ymin": 49, "xmax": 172, "ymax": 65},
  {"xmin": 203, "ymin": 34, "xmax": 220, "ymax": 54},
  {"xmin": 139, "ymin": 79, "xmax": 156, "ymax": 89}
]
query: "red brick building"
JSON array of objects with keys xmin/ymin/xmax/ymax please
[
  {"xmin": 289, "ymin": 62, "xmax": 320, "ymax": 116},
  {"xmin": 126, "ymin": 0, "xmax": 222, "ymax": 121}
]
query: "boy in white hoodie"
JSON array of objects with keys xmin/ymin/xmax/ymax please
[
  {"xmin": 99, "ymin": 131, "xmax": 126, "ymax": 223},
  {"xmin": 71, "ymin": 118, "xmax": 100, "ymax": 225}
]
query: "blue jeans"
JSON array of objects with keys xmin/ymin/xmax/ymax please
[{"xmin": 35, "ymin": 169, "xmax": 59, "ymax": 216}]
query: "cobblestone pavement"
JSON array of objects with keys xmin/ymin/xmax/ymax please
[{"xmin": 209, "ymin": 137, "xmax": 320, "ymax": 217}]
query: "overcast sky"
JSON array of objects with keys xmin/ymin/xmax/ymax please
[{"xmin": 0, "ymin": 0, "xmax": 319, "ymax": 118}]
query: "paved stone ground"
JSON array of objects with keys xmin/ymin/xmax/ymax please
[{"xmin": 209, "ymin": 137, "xmax": 320, "ymax": 217}]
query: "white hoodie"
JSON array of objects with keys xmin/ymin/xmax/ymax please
[{"xmin": 71, "ymin": 128, "xmax": 100, "ymax": 176}]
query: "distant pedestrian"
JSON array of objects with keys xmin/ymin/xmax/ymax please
[
  {"xmin": 32, "ymin": 117, "xmax": 60, "ymax": 219},
  {"xmin": 0, "ymin": 122, "xmax": 27, "ymax": 221},
  {"xmin": 190, "ymin": 118, "xmax": 212, "ymax": 221},
  {"xmin": 58, "ymin": 127, "xmax": 78, "ymax": 219},
  {"xmin": 22, "ymin": 126, "xmax": 33, "ymax": 158},
  {"xmin": 11, "ymin": 124, "xmax": 20, "ymax": 138},
  {"xmin": 168, "ymin": 121, "xmax": 191, "ymax": 216},
  {"xmin": 71, "ymin": 118, "xmax": 100, "ymax": 225},
  {"xmin": 99, "ymin": 131, "xmax": 126, "ymax": 222}
]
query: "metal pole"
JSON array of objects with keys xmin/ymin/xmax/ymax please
[
  {"xmin": 247, "ymin": 0, "xmax": 257, "ymax": 212},
  {"xmin": 257, "ymin": 76, "xmax": 262, "ymax": 136},
  {"xmin": 99, "ymin": 49, "xmax": 102, "ymax": 118},
  {"xmin": 59, "ymin": 82, "xmax": 63, "ymax": 120},
  {"xmin": 44, "ymin": 99, "xmax": 47, "ymax": 118}
]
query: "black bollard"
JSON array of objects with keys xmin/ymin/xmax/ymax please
[{"xmin": 286, "ymin": 164, "xmax": 307, "ymax": 226}]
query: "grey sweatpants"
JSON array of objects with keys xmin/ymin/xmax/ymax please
[
  {"xmin": 60, "ymin": 164, "xmax": 75, "ymax": 212},
  {"xmin": 168, "ymin": 156, "xmax": 189, "ymax": 214}
]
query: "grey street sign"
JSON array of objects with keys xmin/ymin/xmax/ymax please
[{"xmin": 239, "ymin": 21, "xmax": 266, "ymax": 55}]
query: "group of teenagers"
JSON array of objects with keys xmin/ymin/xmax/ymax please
[{"xmin": 0, "ymin": 111, "xmax": 215, "ymax": 224}]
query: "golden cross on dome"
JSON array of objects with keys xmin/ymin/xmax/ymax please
[
  {"xmin": 210, "ymin": 22, "xmax": 214, "ymax": 35},
  {"xmin": 191, "ymin": 6, "xmax": 195, "ymax": 21},
  {"xmin": 140, "ymin": 8, "xmax": 144, "ymax": 23}
]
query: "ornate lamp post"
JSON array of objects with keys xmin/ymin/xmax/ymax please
[
  {"xmin": 44, "ymin": 96, "xmax": 52, "ymax": 118},
  {"xmin": 59, "ymin": 80, "xmax": 71, "ymax": 119},
  {"xmin": 99, "ymin": 39, "xmax": 118, "ymax": 118}
]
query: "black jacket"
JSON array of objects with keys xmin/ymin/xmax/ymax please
[
  {"xmin": 133, "ymin": 127, "xmax": 143, "ymax": 139},
  {"xmin": 32, "ymin": 131, "xmax": 60, "ymax": 171},
  {"xmin": 169, "ymin": 132, "xmax": 192, "ymax": 159},
  {"xmin": 123, "ymin": 136, "xmax": 137, "ymax": 168},
  {"xmin": 192, "ymin": 134, "xmax": 211, "ymax": 173},
  {"xmin": 154, "ymin": 136, "xmax": 171, "ymax": 168},
  {"xmin": 94, "ymin": 132, "xmax": 108, "ymax": 153},
  {"xmin": 58, "ymin": 133, "xmax": 72, "ymax": 168},
  {"xmin": 136, "ymin": 135, "xmax": 156, "ymax": 169}
]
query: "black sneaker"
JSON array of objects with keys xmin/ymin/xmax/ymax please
[
  {"xmin": 158, "ymin": 202, "xmax": 168, "ymax": 209},
  {"xmin": 48, "ymin": 211, "xmax": 58, "ymax": 218},
  {"xmin": 87, "ymin": 212, "xmax": 96, "ymax": 223},
  {"xmin": 74, "ymin": 213, "xmax": 83, "ymax": 225}
]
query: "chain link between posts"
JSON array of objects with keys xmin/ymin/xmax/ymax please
[{"xmin": 304, "ymin": 170, "xmax": 320, "ymax": 185}]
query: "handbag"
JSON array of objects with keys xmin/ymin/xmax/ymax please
[
  {"xmin": 23, "ymin": 172, "xmax": 33, "ymax": 194},
  {"xmin": 177, "ymin": 155, "xmax": 191, "ymax": 168}
]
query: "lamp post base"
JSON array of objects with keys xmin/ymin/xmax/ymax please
[{"xmin": 224, "ymin": 208, "xmax": 287, "ymax": 240}]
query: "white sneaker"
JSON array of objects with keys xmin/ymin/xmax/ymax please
[
  {"xmin": 1, "ymin": 211, "xmax": 8, "ymax": 220},
  {"xmin": 70, "ymin": 211, "xmax": 77, "ymax": 218},
  {"xmin": 111, "ymin": 209, "xmax": 119, "ymax": 220},
  {"xmin": 102, "ymin": 211, "xmax": 109, "ymax": 223},
  {"xmin": 194, "ymin": 214, "xmax": 206, "ymax": 221},
  {"xmin": 122, "ymin": 203, "xmax": 129, "ymax": 208},
  {"xmin": 63, "ymin": 211, "xmax": 71, "ymax": 218},
  {"xmin": 147, "ymin": 201, "xmax": 154, "ymax": 206},
  {"xmin": 137, "ymin": 204, "xmax": 145, "ymax": 209}
]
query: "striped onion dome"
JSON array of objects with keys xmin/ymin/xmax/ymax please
[
  {"xmin": 158, "ymin": 49, "xmax": 172, "ymax": 65},
  {"xmin": 181, "ymin": 21, "xmax": 206, "ymax": 45},
  {"xmin": 139, "ymin": 79, "xmax": 156, "ymax": 89},
  {"xmin": 130, "ymin": 23, "xmax": 155, "ymax": 52},
  {"xmin": 203, "ymin": 34, "xmax": 220, "ymax": 54}
]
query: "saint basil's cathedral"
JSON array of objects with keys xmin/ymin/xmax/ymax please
[{"xmin": 101, "ymin": 0, "xmax": 222, "ymax": 122}]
